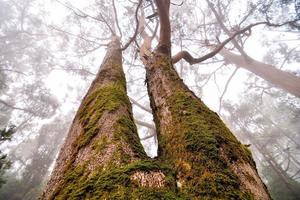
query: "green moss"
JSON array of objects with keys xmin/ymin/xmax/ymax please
[
  {"xmin": 54, "ymin": 160, "xmax": 184, "ymax": 200},
  {"xmin": 75, "ymin": 83, "xmax": 130, "ymax": 149},
  {"xmin": 113, "ymin": 115, "xmax": 147, "ymax": 159},
  {"xmin": 159, "ymin": 89, "xmax": 256, "ymax": 199},
  {"xmin": 91, "ymin": 135, "xmax": 109, "ymax": 152}
]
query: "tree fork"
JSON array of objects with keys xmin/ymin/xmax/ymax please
[{"xmin": 41, "ymin": 37, "xmax": 178, "ymax": 199}]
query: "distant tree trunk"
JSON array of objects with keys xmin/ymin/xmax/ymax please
[
  {"xmin": 219, "ymin": 48, "xmax": 300, "ymax": 98},
  {"xmin": 41, "ymin": 37, "xmax": 177, "ymax": 199}
]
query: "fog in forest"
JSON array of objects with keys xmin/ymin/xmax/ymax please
[{"xmin": 0, "ymin": 0, "xmax": 299, "ymax": 199}]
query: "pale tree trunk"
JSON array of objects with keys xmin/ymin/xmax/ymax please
[
  {"xmin": 41, "ymin": 37, "xmax": 177, "ymax": 199},
  {"xmin": 144, "ymin": 50, "xmax": 271, "ymax": 199},
  {"xmin": 219, "ymin": 48, "xmax": 300, "ymax": 98}
]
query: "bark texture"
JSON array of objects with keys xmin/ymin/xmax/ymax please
[
  {"xmin": 41, "ymin": 38, "xmax": 177, "ymax": 199},
  {"xmin": 145, "ymin": 51, "xmax": 271, "ymax": 199}
]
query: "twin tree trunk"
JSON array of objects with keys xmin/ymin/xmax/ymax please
[
  {"xmin": 42, "ymin": 37, "xmax": 270, "ymax": 199},
  {"xmin": 41, "ymin": 38, "xmax": 178, "ymax": 199}
]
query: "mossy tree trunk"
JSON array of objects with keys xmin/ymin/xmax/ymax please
[
  {"xmin": 144, "ymin": 50, "xmax": 271, "ymax": 199},
  {"xmin": 41, "ymin": 37, "xmax": 178, "ymax": 199},
  {"xmin": 139, "ymin": 0, "xmax": 271, "ymax": 198}
]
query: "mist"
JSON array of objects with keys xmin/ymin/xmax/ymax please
[{"xmin": 0, "ymin": 0, "xmax": 299, "ymax": 199}]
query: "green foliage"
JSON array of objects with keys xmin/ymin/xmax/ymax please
[
  {"xmin": 0, "ymin": 125, "xmax": 15, "ymax": 188},
  {"xmin": 0, "ymin": 125, "xmax": 15, "ymax": 141}
]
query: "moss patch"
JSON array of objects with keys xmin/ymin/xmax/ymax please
[
  {"xmin": 113, "ymin": 115, "xmax": 147, "ymax": 159},
  {"xmin": 54, "ymin": 160, "xmax": 185, "ymax": 200},
  {"xmin": 76, "ymin": 83, "xmax": 130, "ymax": 149},
  {"xmin": 160, "ymin": 89, "xmax": 256, "ymax": 199}
]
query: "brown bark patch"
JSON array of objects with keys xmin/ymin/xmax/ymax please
[{"xmin": 130, "ymin": 170, "xmax": 166, "ymax": 188}]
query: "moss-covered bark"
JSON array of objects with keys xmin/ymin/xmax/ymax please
[
  {"xmin": 145, "ymin": 51, "xmax": 271, "ymax": 200},
  {"xmin": 41, "ymin": 38, "xmax": 179, "ymax": 199}
]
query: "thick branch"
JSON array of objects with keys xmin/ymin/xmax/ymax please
[
  {"xmin": 172, "ymin": 20, "xmax": 298, "ymax": 65},
  {"xmin": 155, "ymin": 0, "xmax": 171, "ymax": 54}
]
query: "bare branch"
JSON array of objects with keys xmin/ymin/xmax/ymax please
[
  {"xmin": 172, "ymin": 20, "xmax": 298, "ymax": 65},
  {"xmin": 121, "ymin": 0, "xmax": 143, "ymax": 51},
  {"xmin": 129, "ymin": 96, "xmax": 152, "ymax": 113},
  {"xmin": 0, "ymin": 67, "xmax": 29, "ymax": 76},
  {"xmin": 112, "ymin": 0, "xmax": 123, "ymax": 38},
  {"xmin": 54, "ymin": 0, "xmax": 115, "ymax": 35},
  {"xmin": 48, "ymin": 25, "xmax": 108, "ymax": 46},
  {"xmin": 218, "ymin": 67, "xmax": 238, "ymax": 113},
  {"xmin": 140, "ymin": 133, "xmax": 156, "ymax": 140},
  {"xmin": 0, "ymin": 99, "xmax": 37, "ymax": 116},
  {"xmin": 135, "ymin": 119, "xmax": 155, "ymax": 130}
]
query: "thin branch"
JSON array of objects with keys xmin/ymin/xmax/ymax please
[
  {"xmin": 135, "ymin": 119, "xmax": 155, "ymax": 130},
  {"xmin": 199, "ymin": 64, "xmax": 224, "ymax": 88},
  {"xmin": 0, "ymin": 67, "xmax": 29, "ymax": 76},
  {"xmin": 112, "ymin": 0, "xmax": 122, "ymax": 38},
  {"xmin": 218, "ymin": 67, "xmax": 238, "ymax": 113},
  {"xmin": 121, "ymin": 0, "xmax": 143, "ymax": 51},
  {"xmin": 0, "ymin": 99, "xmax": 37, "ymax": 116},
  {"xmin": 140, "ymin": 133, "xmax": 156, "ymax": 140},
  {"xmin": 54, "ymin": 0, "xmax": 115, "ymax": 35},
  {"xmin": 279, "ymin": 46, "xmax": 299, "ymax": 69},
  {"xmin": 129, "ymin": 96, "xmax": 152, "ymax": 113},
  {"xmin": 48, "ymin": 25, "xmax": 107, "ymax": 46}
]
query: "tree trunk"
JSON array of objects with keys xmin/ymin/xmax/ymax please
[
  {"xmin": 41, "ymin": 37, "xmax": 177, "ymax": 199},
  {"xmin": 144, "ymin": 51, "xmax": 271, "ymax": 199},
  {"xmin": 219, "ymin": 47, "xmax": 300, "ymax": 98}
]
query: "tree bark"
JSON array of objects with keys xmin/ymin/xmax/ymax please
[
  {"xmin": 144, "ymin": 50, "xmax": 271, "ymax": 199},
  {"xmin": 41, "ymin": 37, "xmax": 177, "ymax": 199},
  {"xmin": 219, "ymin": 48, "xmax": 300, "ymax": 98}
]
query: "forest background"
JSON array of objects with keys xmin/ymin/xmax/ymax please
[{"xmin": 0, "ymin": 0, "xmax": 299, "ymax": 199}]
